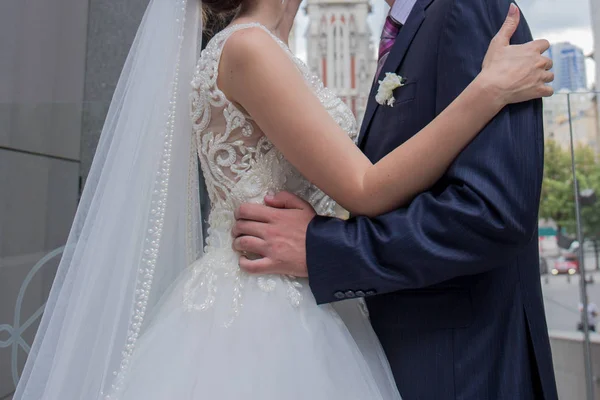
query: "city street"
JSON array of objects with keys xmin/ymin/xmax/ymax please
[{"xmin": 542, "ymin": 254, "xmax": 600, "ymax": 332}]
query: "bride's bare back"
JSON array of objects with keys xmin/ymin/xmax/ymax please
[{"xmin": 192, "ymin": 23, "xmax": 356, "ymax": 220}]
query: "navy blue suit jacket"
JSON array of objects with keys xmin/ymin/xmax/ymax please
[{"xmin": 306, "ymin": 0, "xmax": 558, "ymax": 398}]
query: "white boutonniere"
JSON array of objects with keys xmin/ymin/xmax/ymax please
[{"xmin": 375, "ymin": 73, "xmax": 406, "ymax": 107}]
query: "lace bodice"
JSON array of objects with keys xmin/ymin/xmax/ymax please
[
  {"xmin": 185, "ymin": 23, "xmax": 358, "ymax": 322},
  {"xmin": 190, "ymin": 23, "xmax": 357, "ymax": 224}
]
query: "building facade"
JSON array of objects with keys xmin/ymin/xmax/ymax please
[
  {"xmin": 305, "ymin": 0, "xmax": 377, "ymax": 124},
  {"xmin": 546, "ymin": 42, "xmax": 588, "ymax": 92},
  {"xmin": 543, "ymin": 92, "xmax": 600, "ymax": 154}
]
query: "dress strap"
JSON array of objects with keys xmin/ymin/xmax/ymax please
[
  {"xmin": 192, "ymin": 22, "xmax": 296, "ymax": 122},
  {"xmin": 217, "ymin": 22, "xmax": 292, "ymax": 56},
  {"xmin": 198, "ymin": 22, "xmax": 295, "ymax": 85}
]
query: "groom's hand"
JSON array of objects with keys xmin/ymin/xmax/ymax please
[{"xmin": 232, "ymin": 192, "xmax": 316, "ymax": 277}]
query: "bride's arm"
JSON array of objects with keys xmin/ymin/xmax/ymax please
[{"xmin": 220, "ymin": 14, "xmax": 551, "ymax": 218}]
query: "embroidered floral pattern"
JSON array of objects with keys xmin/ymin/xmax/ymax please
[{"xmin": 186, "ymin": 23, "xmax": 358, "ymax": 323}]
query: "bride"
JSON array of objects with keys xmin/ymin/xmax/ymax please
[{"xmin": 14, "ymin": 0, "xmax": 553, "ymax": 398}]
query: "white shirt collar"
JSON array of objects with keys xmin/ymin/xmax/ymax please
[{"xmin": 389, "ymin": 0, "xmax": 418, "ymax": 25}]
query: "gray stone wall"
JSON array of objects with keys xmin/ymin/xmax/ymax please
[
  {"xmin": 0, "ymin": 0, "xmax": 89, "ymax": 397},
  {"xmin": 0, "ymin": 0, "xmax": 152, "ymax": 397},
  {"xmin": 80, "ymin": 0, "xmax": 151, "ymax": 183}
]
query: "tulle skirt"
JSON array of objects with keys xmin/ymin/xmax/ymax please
[{"xmin": 115, "ymin": 247, "xmax": 402, "ymax": 400}]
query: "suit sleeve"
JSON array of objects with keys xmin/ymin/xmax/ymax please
[{"xmin": 306, "ymin": 0, "xmax": 544, "ymax": 304}]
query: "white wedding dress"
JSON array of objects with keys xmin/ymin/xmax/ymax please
[{"xmin": 113, "ymin": 23, "xmax": 402, "ymax": 400}]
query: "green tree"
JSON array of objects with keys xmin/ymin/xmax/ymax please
[
  {"xmin": 539, "ymin": 139, "xmax": 573, "ymax": 232},
  {"xmin": 572, "ymin": 146, "xmax": 600, "ymax": 239},
  {"xmin": 540, "ymin": 140, "xmax": 600, "ymax": 268},
  {"xmin": 576, "ymin": 150, "xmax": 600, "ymax": 269},
  {"xmin": 539, "ymin": 142, "xmax": 600, "ymax": 235}
]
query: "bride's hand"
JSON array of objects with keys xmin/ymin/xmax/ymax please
[{"xmin": 477, "ymin": 3, "xmax": 554, "ymax": 106}]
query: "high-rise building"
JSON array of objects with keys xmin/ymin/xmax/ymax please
[
  {"xmin": 305, "ymin": 0, "xmax": 377, "ymax": 124},
  {"xmin": 590, "ymin": 0, "xmax": 600, "ymax": 129},
  {"xmin": 546, "ymin": 42, "xmax": 588, "ymax": 91},
  {"xmin": 592, "ymin": 0, "xmax": 599, "ymax": 91}
]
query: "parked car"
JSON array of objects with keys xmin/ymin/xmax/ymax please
[
  {"xmin": 551, "ymin": 254, "xmax": 579, "ymax": 275},
  {"xmin": 569, "ymin": 240, "xmax": 597, "ymax": 254},
  {"xmin": 539, "ymin": 257, "xmax": 548, "ymax": 275}
]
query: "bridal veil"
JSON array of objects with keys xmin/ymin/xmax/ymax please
[{"xmin": 14, "ymin": 0, "xmax": 204, "ymax": 397}]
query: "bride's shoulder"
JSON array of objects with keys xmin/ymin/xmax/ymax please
[
  {"xmin": 220, "ymin": 25, "xmax": 284, "ymax": 67},
  {"xmin": 201, "ymin": 24, "xmax": 277, "ymax": 59},
  {"xmin": 218, "ymin": 25, "xmax": 299, "ymax": 95}
]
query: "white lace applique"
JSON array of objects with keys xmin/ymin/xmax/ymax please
[{"xmin": 185, "ymin": 23, "xmax": 358, "ymax": 325}]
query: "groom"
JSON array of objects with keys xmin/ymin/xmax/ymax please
[{"xmin": 233, "ymin": 0, "xmax": 558, "ymax": 398}]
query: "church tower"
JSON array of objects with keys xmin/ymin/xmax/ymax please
[{"xmin": 305, "ymin": 0, "xmax": 377, "ymax": 124}]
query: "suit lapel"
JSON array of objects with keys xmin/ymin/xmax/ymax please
[{"xmin": 358, "ymin": 0, "xmax": 432, "ymax": 148}]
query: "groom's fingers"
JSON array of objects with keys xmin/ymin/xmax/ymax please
[
  {"xmin": 235, "ymin": 203, "xmax": 274, "ymax": 222},
  {"xmin": 232, "ymin": 236, "xmax": 267, "ymax": 256},
  {"xmin": 542, "ymin": 56, "xmax": 553, "ymax": 71},
  {"xmin": 539, "ymin": 84, "xmax": 554, "ymax": 97},
  {"xmin": 494, "ymin": 3, "xmax": 520, "ymax": 46},
  {"xmin": 542, "ymin": 71, "xmax": 555, "ymax": 84},
  {"xmin": 239, "ymin": 256, "xmax": 274, "ymax": 274},
  {"xmin": 531, "ymin": 39, "xmax": 551, "ymax": 54},
  {"xmin": 517, "ymin": 39, "xmax": 551, "ymax": 56},
  {"xmin": 231, "ymin": 220, "xmax": 266, "ymax": 239},
  {"xmin": 265, "ymin": 191, "xmax": 311, "ymax": 210}
]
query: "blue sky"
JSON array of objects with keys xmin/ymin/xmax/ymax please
[{"xmin": 293, "ymin": 0, "xmax": 596, "ymax": 88}]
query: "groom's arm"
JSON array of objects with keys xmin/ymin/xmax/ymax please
[{"xmin": 307, "ymin": 0, "xmax": 544, "ymax": 304}]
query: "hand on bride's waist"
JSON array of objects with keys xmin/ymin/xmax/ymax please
[{"xmin": 232, "ymin": 191, "xmax": 315, "ymax": 278}]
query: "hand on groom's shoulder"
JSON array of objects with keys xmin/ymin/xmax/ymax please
[{"xmin": 435, "ymin": 0, "xmax": 534, "ymax": 112}]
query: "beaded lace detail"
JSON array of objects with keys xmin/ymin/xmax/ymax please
[{"xmin": 185, "ymin": 23, "xmax": 358, "ymax": 323}]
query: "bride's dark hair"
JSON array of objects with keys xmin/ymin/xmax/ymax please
[
  {"xmin": 202, "ymin": 0, "xmax": 240, "ymax": 37},
  {"xmin": 203, "ymin": 0, "xmax": 243, "ymax": 15}
]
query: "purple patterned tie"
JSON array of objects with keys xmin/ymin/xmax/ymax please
[{"xmin": 376, "ymin": 15, "xmax": 402, "ymax": 79}]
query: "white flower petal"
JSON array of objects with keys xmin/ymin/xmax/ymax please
[{"xmin": 375, "ymin": 73, "xmax": 405, "ymax": 107}]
